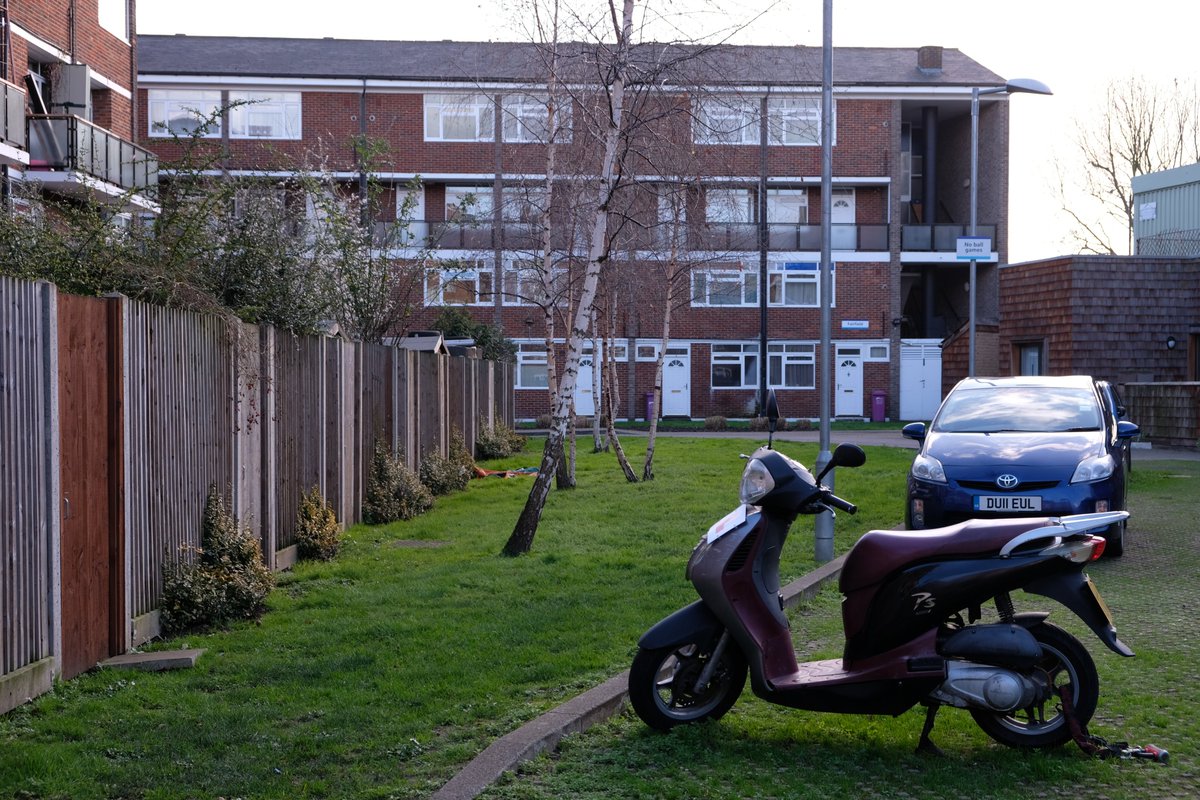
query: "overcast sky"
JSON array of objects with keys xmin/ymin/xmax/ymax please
[{"xmin": 137, "ymin": 0, "xmax": 1198, "ymax": 262}]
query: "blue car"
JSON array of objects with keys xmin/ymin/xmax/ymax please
[{"xmin": 902, "ymin": 376, "xmax": 1140, "ymax": 557}]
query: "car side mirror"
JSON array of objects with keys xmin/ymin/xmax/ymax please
[
  {"xmin": 1116, "ymin": 420, "xmax": 1140, "ymax": 440},
  {"xmin": 902, "ymin": 422, "xmax": 927, "ymax": 441}
]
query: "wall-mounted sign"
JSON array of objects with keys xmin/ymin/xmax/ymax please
[
  {"xmin": 841, "ymin": 320, "xmax": 870, "ymax": 330},
  {"xmin": 956, "ymin": 236, "xmax": 993, "ymax": 261}
]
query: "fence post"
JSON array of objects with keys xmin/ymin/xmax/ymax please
[{"xmin": 259, "ymin": 326, "xmax": 278, "ymax": 571}]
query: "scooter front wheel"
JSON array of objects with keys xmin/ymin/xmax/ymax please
[{"xmin": 628, "ymin": 640, "xmax": 747, "ymax": 731}]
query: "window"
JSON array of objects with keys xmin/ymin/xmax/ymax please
[
  {"xmin": 768, "ymin": 343, "xmax": 815, "ymax": 388},
  {"xmin": 503, "ymin": 261, "xmax": 567, "ymax": 306},
  {"xmin": 426, "ymin": 263, "xmax": 494, "ymax": 306},
  {"xmin": 516, "ymin": 342, "xmax": 550, "ymax": 389},
  {"xmin": 228, "ymin": 92, "xmax": 301, "ymax": 139},
  {"xmin": 502, "ymin": 94, "xmax": 571, "ymax": 143},
  {"xmin": 693, "ymin": 96, "xmax": 831, "ymax": 146},
  {"xmin": 1017, "ymin": 342, "xmax": 1044, "ymax": 376},
  {"xmin": 711, "ymin": 342, "xmax": 815, "ymax": 389},
  {"xmin": 692, "ymin": 270, "xmax": 757, "ymax": 307},
  {"xmin": 706, "ymin": 188, "xmax": 753, "ymax": 224},
  {"xmin": 445, "ymin": 186, "xmax": 494, "ymax": 221},
  {"xmin": 768, "ymin": 263, "xmax": 818, "ymax": 307},
  {"xmin": 766, "ymin": 190, "xmax": 808, "ymax": 225},
  {"xmin": 424, "ymin": 93, "xmax": 495, "ymax": 141},
  {"xmin": 712, "ymin": 343, "xmax": 758, "ymax": 388},
  {"xmin": 147, "ymin": 89, "xmax": 223, "ymax": 137}
]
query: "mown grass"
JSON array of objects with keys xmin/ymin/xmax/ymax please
[
  {"xmin": 481, "ymin": 460, "xmax": 1200, "ymax": 800},
  {"xmin": 0, "ymin": 435, "xmax": 909, "ymax": 800}
]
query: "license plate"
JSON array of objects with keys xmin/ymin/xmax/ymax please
[
  {"xmin": 974, "ymin": 495, "xmax": 1042, "ymax": 512},
  {"xmin": 706, "ymin": 504, "xmax": 748, "ymax": 543}
]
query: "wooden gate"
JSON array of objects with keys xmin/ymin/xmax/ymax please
[{"xmin": 56, "ymin": 295, "xmax": 123, "ymax": 679}]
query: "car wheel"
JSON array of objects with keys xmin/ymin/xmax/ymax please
[{"xmin": 1104, "ymin": 519, "xmax": 1125, "ymax": 558}]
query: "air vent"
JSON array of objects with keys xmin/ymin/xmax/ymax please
[{"xmin": 725, "ymin": 530, "xmax": 757, "ymax": 572}]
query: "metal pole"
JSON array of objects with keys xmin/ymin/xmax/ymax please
[
  {"xmin": 758, "ymin": 94, "xmax": 769, "ymax": 415},
  {"xmin": 968, "ymin": 87, "xmax": 979, "ymax": 378},
  {"xmin": 814, "ymin": 0, "xmax": 834, "ymax": 563}
]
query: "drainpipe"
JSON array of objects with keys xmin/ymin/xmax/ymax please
[
  {"xmin": 921, "ymin": 106, "xmax": 937, "ymax": 224},
  {"xmin": 359, "ymin": 78, "xmax": 368, "ymax": 227}
]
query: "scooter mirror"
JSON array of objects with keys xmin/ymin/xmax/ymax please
[
  {"xmin": 832, "ymin": 443, "xmax": 867, "ymax": 468},
  {"xmin": 765, "ymin": 389, "xmax": 779, "ymax": 433}
]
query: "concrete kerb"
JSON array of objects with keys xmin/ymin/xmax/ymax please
[{"xmin": 431, "ymin": 554, "xmax": 847, "ymax": 800}]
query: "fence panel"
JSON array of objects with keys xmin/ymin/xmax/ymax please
[
  {"xmin": 124, "ymin": 301, "xmax": 235, "ymax": 632},
  {"xmin": 0, "ymin": 278, "xmax": 58, "ymax": 703},
  {"xmin": 270, "ymin": 331, "xmax": 326, "ymax": 555}
]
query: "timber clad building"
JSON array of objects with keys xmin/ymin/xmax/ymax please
[{"xmin": 135, "ymin": 34, "xmax": 1016, "ymax": 422}]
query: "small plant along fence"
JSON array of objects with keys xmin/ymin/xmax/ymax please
[{"xmin": 0, "ymin": 276, "xmax": 514, "ymax": 713}]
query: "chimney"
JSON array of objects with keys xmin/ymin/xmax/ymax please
[{"xmin": 917, "ymin": 46, "xmax": 943, "ymax": 74}]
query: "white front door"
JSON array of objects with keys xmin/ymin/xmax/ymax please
[
  {"xmin": 576, "ymin": 349, "xmax": 597, "ymax": 416},
  {"xmin": 900, "ymin": 340, "xmax": 943, "ymax": 420},
  {"xmin": 661, "ymin": 347, "xmax": 691, "ymax": 417},
  {"xmin": 835, "ymin": 356, "xmax": 863, "ymax": 416},
  {"xmin": 831, "ymin": 188, "xmax": 856, "ymax": 250}
]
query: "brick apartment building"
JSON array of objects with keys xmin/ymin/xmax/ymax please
[
  {"xmin": 135, "ymin": 34, "xmax": 1017, "ymax": 422},
  {"xmin": 2, "ymin": 0, "xmax": 157, "ymax": 214}
]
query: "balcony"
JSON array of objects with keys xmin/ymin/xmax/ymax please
[
  {"xmin": 0, "ymin": 79, "xmax": 28, "ymax": 167},
  {"xmin": 901, "ymin": 223, "xmax": 997, "ymax": 253},
  {"xmin": 27, "ymin": 115, "xmax": 159, "ymax": 212},
  {"xmin": 692, "ymin": 222, "xmax": 890, "ymax": 252}
]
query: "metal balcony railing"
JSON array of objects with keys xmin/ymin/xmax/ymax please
[
  {"xmin": 27, "ymin": 114, "xmax": 158, "ymax": 197},
  {"xmin": 1, "ymin": 79, "xmax": 26, "ymax": 149},
  {"xmin": 901, "ymin": 223, "xmax": 997, "ymax": 252},
  {"xmin": 692, "ymin": 222, "xmax": 890, "ymax": 252}
]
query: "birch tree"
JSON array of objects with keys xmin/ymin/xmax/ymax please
[{"xmin": 503, "ymin": 0, "xmax": 637, "ymax": 556}]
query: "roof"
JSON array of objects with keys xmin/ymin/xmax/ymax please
[{"xmin": 137, "ymin": 35, "xmax": 1004, "ymax": 88}]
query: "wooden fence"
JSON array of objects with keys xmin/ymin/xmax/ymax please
[
  {"xmin": 1122, "ymin": 382, "xmax": 1200, "ymax": 450},
  {"xmin": 0, "ymin": 276, "xmax": 514, "ymax": 713}
]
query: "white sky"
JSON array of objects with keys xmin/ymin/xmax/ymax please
[{"xmin": 137, "ymin": 0, "xmax": 1199, "ymax": 262}]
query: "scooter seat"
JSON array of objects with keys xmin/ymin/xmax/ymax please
[{"xmin": 840, "ymin": 517, "xmax": 1054, "ymax": 592}]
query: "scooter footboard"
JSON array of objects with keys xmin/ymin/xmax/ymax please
[{"xmin": 638, "ymin": 601, "xmax": 724, "ymax": 651}]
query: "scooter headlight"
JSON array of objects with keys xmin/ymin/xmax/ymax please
[
  {"xmin": 1070, "ymin": 454, "xmax": 1115, "ymax": 484},
  {"xmin": 739, "ymin": 459, "xmax": 776, "ymax": 505}
]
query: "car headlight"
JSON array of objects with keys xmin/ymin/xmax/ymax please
[
  {"xmin": 911, "ymin": 453, "xmax": 947, "ymax": 484},
  {"xmin": 739, "ymin": 459, "xmax": 775, "ymax": 504},
  {"xmin": 1071, "ymin": 454, "xmax": 1115, "ymax": 484}
]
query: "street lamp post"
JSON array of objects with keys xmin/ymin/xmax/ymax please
[{"xmin": 968, "ymin": 78, "xmax": 1052, "ymax": 377}]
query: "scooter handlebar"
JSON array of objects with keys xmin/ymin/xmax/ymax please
[{"xmin": 824, "ymin": 493, "xmax": 857, "ymax": 515}]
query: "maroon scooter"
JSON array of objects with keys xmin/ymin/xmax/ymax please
[{"xmin": 629, "ymin": 396, "xmax": 1132, "ymax": 752}]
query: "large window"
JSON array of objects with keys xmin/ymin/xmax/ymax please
[
  {"xmin": 148, "ymin": 90, "xmax": 301, "ymax": 139},
  {"xmin": 424, "ymin": 93, "xmax": 495, "ymax": 142},
  {"xmin": 516, "ymin": 342, "xmax": 550, "ymax": 389},
  {"xmin": 445, "ymin": 185, "xmax": 545, "ymax": 223},
  {"xmin": 503, "ymin": 261, "xmax": 567, "ymax": 306},
  {"xmin": 768, "ymin": 263, "xmax": 819, "ymax": 307},
  {"xmin": 502, "ymin": 94, "xmax": 571, "ymax": 143},
  {"xmin": 692, "ymin": 270, "xmax": 757, "ymax": 307},
  {"xmin": 766, "ymin": 189, "xmax": 808, "ymax": 224},
  {"xmin": 711, "ymin": 342, "xmax": 815, "ymax": 389},
  {"xmin": 148, "ymin": 90, "xmax": 223, "ymax": 137},
  {"xmin": 228, "ymin": 92, "xmax": 301, "ymax": 139},
  {"xmin": 694, "ymin": 96, "xmax": 831, "ymax": 146},
  {"xmin": 426, "ymin": 262, "xmax": 494, "ymax": 306},
  {"xmin": 706, "ymin": 188, "xmax": 753, "ymax": 224}
]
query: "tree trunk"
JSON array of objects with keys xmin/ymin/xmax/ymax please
[
  {"xmin": 604, "ymin": 326, "xmax": 637, "ymax": 482},
  {"xmin": 503, "ymin": 0, "xmax": 634, "ymax": 556}
]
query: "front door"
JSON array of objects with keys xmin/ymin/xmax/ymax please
[
  {"xmin": 661, "ymin": 347, "xmax": 691, "ymax": 417},
  {"xmin": 831, "ymin": 188, "xmax": 856, "ymax": 249},
  {"xmin": 576, "ymin": 348, "xmax": 597, "ymax": 417},
  {"xmin": 900, "ymin": 340, "xmax": 943, "ymax": 420},
  {"xmin": 835, "ymin": 355, "xmax": 863, "ymax": 416}
]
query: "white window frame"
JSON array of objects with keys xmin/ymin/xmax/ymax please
[
  {"xmin": 693, "ymin": 96, "xmax": 833, "ymax": 146},
  {"xmin": 502, "ymin": 260, "xmax": 567, "ymax": 307},
  {"xmin": 228, "ymin": 91, "xmax": 302, "ymax": 140},
  {"xmin": 767, "ymin": 342, "xmax": 816, "ymax": 389},
  {"xmin": 147, "ymin": 89, "xmax": 223, "ymax": 138},
  {"xmin": 766, "ymin": 189, "xmax": 809, "ymax": 224},
  {"xmin": 768, "ymin": 97, "xmax": 826, "ymax": 146},
  {"xmin": 515, "ymin": 341, "xmax": 551, "ymax": 389},
  {"xmin": 502, "ymin": 93, "xmax": 572, "ymax": 144},
  {"xmin": 692, "ymin": 269, "xmax": 757, "ymax": 307},
  {"xmin": 706, "ymin": 188, "xmax": 754, "ymax": 224},
  {"xmin": 445, "ymin": 185, "xmax": 494, "ymax": 222},
  {"xmin": 425, "ymin": 262, "xmax": 495, "ymax": 306},
  {"xmin": 711, "ymin": 343, "xmax": 759, "ymax": 389},
  {"xmin": 424, "ymin": 93, "xmax": 495, "ymax": 142}
]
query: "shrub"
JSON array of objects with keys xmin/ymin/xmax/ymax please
[
  {"xmin": 475, "ymin": 418, "xmax": 527, "ymax": 460},
  {"xmin": 295, "ymin": 486, "xmax": 341, "ymax": 561},
  {"xmin": 704, "ymin": 415, "xmax": 728, "ymax": 431},
  {"xmin": 160, "ymin": 486, "xmax": 274, "ymax": 636},
  {"xmin": 420, "ymin": 428, "xmax": 475, "ymax": 495},
  {"xmin": 535, "ymin": 413, "xmax": 553, "ymax": 429},
  {"xmin": 363, "ymin": 442, "xmax": 434, "ymax": 523}
]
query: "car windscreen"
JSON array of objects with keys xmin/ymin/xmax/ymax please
[{"xmin": 933, "ymin": 386, "xmax": 1102, "ymax": 433}]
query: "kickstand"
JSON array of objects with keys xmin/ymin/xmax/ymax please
[{"xmin": 916, "ymin": 702, "xmax": 945, "ymax": 757}]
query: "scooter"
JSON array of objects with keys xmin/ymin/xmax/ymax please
[{"xmin": 629, "ymin": 394, "xmax": 1133, "ymax": 752}]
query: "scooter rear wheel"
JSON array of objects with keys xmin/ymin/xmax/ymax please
[
  {"xmin": 970, "ymin": 622, "xmax": 1099, "ymax": 749},
  {"xmin": 629, "ymin": 641, "xmax": 747, "ymax": 731}
]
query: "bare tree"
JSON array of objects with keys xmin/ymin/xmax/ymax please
[
  {"xmin": 504, "ymin": 0, "xmax": 637, "ymax": 556},
  {"xmin": 1057, "ymin": 76, "xmax": 1200, "ymax": 255}
]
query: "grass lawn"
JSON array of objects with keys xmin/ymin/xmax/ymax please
[{"xmin": 2, "ymin": 441, "xmax": 1195, "ymax": 800}]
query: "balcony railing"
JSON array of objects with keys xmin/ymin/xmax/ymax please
[
  {"xmin": 27, "ymin": 114, "xmax": 158, "ymax": 197},
  {"xmin": 901, "ymin": 223, "xmax": 997, "ymax": 252},
  {"xmin": 1, "ymin": 79, "xmax": 26, "ymax": 150}
]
